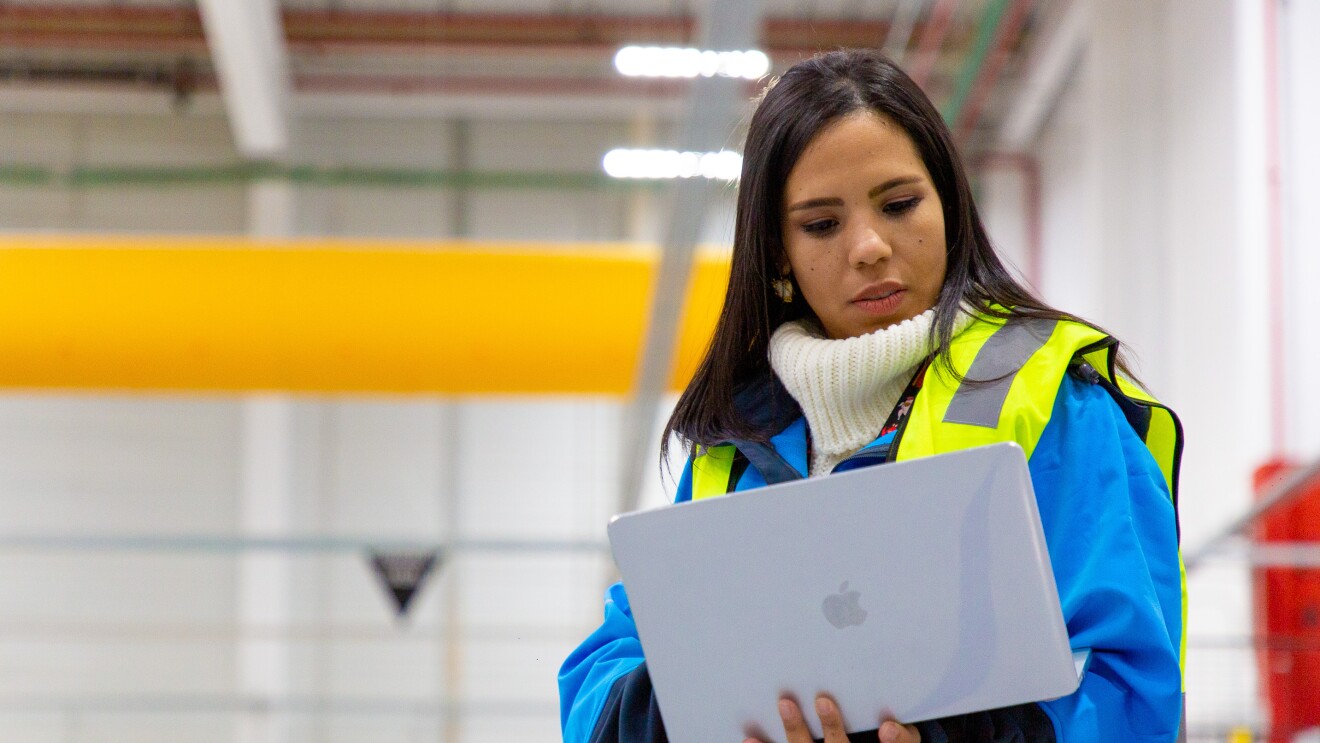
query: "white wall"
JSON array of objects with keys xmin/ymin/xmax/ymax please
[
  {"xmin": 1281, "ymin": 0, "xmax": 1320, "ymax": 458},
  {"xmin": 976, "ymin": 165, "xmax": 1034, "ymax": 286},
  {"xmin": 1164, "ymin": 0, "xmax": 1272, "ymax": 731},
  {"xmin": 0, "ymin": 396, "xmax": 647, "ymax": 742},
  {"xmin": 0, "ymin": 398, "xmax": 243, "ymax": 742},
  {"xmin": 0, "ymin": 113, "xmax": 247, "ymax": 232}
]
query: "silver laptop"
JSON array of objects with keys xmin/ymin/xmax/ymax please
[{"xmin": 607, "ymin": 442, "xmax": 1085, "ymax": 743}]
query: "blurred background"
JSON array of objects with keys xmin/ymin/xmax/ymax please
[{"xmin": 1, "ymin": 0, "xmax": 1318, "ymax": 741}]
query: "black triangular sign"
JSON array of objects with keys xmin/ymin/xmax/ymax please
[{"xmin": 368, "ymin": 549, "xmax": 441, "ymax": 619}]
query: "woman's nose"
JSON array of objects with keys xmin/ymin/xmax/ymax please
[{"xmin": 849, "ymin": 226, "xmax": 892, "ymax": 266}]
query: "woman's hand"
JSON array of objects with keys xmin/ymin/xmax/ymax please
[{"xmin": 742, "ymin": 696, "xmax": 920, "ymax": 743}]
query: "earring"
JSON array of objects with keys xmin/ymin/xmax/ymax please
[{"xmin": 772, "ymin": 276, "xmax": 794, "ymax": 304}]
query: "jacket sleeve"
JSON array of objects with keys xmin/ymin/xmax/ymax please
[
  {"xmin": 1027, "ymin": 373, "xmax": 1184, "ymax": 742},
  {"xmin": 557, "ymin": 461, "xmax": 694, "ymax": 742},
  {"xmin": 558, "ymin": 582, "xmax": 669, "ymax": 742}
]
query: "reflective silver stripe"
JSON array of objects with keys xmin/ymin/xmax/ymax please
[{"xmin": 943, "ymin": 317, "xmax": 1058, "ymax": 428}]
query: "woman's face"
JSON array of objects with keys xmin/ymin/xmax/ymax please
[{"xmin": 780, "ymin": 111, "xmax": 947, "ymax": 340}]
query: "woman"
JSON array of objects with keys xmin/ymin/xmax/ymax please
[{"xmin": 560, "ymin": 49, "xmax": 1184, "ymax": 743}]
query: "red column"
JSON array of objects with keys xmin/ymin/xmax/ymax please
[{"xmin": 1252, "ymin": 459, "xmax": 1320, "ymax": 742}]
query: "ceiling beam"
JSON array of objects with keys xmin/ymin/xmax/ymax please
[
  {"xmin": 882, "ymin": 0, "xmax": 927, "ymax": 64},
  {"xmin": 946, "ymin": 0, "xmax": 1035, "ymax": 140},
  {"xmin": 196, "ymin": 0, "xmax": 290, "ymax": 158},
  {"xmin": 907, "ymin": 0, "xmax": 958, "ymax": 88},
  {"xmin": 995, "ymin": 0, "xmax": 1088, "ymax": 150},
  {"xmin": 616, "ymin": 0, "xmax": 764, "ymax": 516}
]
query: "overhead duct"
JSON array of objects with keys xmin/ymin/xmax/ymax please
[{"xmin": 0, "ymin": 237, "xmax": 729, "ymax": 394}]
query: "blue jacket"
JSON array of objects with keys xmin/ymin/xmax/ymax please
[{"xmin": 559, "ymin": 372, "xmax": 1183, "ymax": 742}]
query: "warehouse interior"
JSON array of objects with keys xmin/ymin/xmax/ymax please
[{"xmin": 2, "ymin": 0, "xmax": 1319, "ymax": 741}]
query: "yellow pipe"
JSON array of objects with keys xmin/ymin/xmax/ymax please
[{"xmin": 0, "ymin": 236, "xmax": 731, "ymax": 394}]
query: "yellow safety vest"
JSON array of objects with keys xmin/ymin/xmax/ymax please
[{"xmin": 688, "ymin": 313, "xmax": 1186, "ymax": 682}]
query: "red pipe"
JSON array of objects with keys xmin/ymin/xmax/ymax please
[
  {"xmin": 908, "ymin": 0, "xmax": 958, "ymax": 88},
  {"xmin": 294, "ymin": 74, "xmax": 694, "ymax": 98},
  {"xmin": 5, "ymin": 71, "xmax": 716, "ymax": 101},
  {"xmin": 0, "ymin": 34, "xmax": 207, "ymax": 53},
  {"xmin": 954, "ymin": 0, "xmax": 1035, "ymax": 140},
  {"xmin": 761, "ymin": 17, "xmax": 895, "ymax": 50},
  {"xmin": 286, "ymin": 9, "xmax": 693, "ymax": 47}
]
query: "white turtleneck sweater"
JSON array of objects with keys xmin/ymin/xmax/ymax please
[{"xmin": 768, "ymin": 309, "xmax": 974, "ymax": 477}]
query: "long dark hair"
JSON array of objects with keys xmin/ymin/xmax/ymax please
[{"xmin": 663, "ymin": 49, "xmax": 1127, "ymax": 461}]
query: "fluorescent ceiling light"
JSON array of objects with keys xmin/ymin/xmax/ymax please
[
  {"xmin": 614, "ymin": 46, "xmax": 770, "ymax": 80},
  {"xmin": 603, "ymin": 148, "xmax": 742, "ymax": 181}
]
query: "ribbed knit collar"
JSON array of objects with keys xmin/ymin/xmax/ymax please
[{"xmin": 768, "ymin": 309, "xmax": 972, "ymax": 476}]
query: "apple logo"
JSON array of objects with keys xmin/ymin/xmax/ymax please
[{"xmin": 821, "ymin": 581, "xmax": 868, "ymax": 629}]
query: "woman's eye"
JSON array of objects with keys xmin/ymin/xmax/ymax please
[
  {"xmin": 883, "ymin": 197, "xmax": 921, "ymax": 216},
  {"xmin": 801, "ymin": 219, "xmax": 838, "ymax": 236}
]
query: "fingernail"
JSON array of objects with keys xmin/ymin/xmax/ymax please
[
  {"xmin": 815, "ymin": 697, "xmax": 830, "ymax": 716},
  {"xmin": 778, "ymin": 699, "xmax": 793, "ymax": 719},
  {"xmin": 878, "ymin": 723, "xmax": 897, "ymax": 743}
]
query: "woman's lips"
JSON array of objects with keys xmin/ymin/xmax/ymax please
[{"xmin": 852, "ymin": 289, "xmax": 905, "ymax": 315}]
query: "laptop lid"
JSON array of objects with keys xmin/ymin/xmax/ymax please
[{"xmin": 607, "ymin": 442, "xmax": 1080, "ymax": 743}]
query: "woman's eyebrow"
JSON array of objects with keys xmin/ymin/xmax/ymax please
[
  {"xmin": 868, "ymin": 175, "xmax": 923, "ymax": 198},
  {"xmin": 786, "ymin": 196, "xmax": 843, "ymax": 212},
  {"xmin": 786, "ymin": 175, "xmax": 926, "ymax": 212}
]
